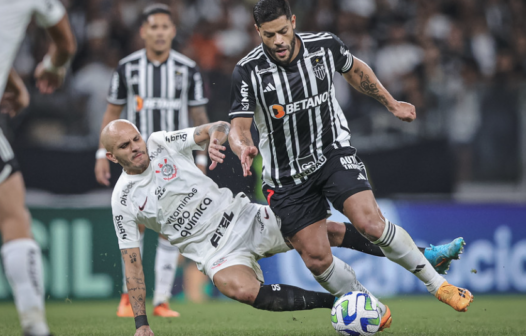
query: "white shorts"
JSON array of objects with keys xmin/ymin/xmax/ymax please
[{"xmin": 203, "ymin": 203, "xmax": 291, "ymax": 284}]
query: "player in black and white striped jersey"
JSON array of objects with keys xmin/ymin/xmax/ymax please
[
  {"xmin": 0, "ymin": 0, "xmax": 76, "ymax": 334},
  {"xmin": 228, "ymin": 0, "xmax": 473, "ymax": 320},
  {"xmin": 94, "ymin": 4, "xmax": 210, "ymax": 319}
]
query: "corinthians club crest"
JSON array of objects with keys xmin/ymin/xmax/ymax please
[
  {"xmin": 312, "ymin": 58, "xmax": 326, "ymax": 81},
  {"xmin": 155, "ymin": 158, "xmax": 177, "ymax": 181}
]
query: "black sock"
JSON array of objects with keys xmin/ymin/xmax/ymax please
[
  {"xmin": 252, "ymin": 284, "xmax": 335, "ymax": 311},
  {"xmin": 339, "ymin": 222, "xmax": 385, "ymax": 256},
  {"xmin": 340, "ymin": 222, "xmax": 427, "ymax": 256}
]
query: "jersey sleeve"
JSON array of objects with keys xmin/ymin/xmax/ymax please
[
  {"xmin": 328, "ymin": 33, "xmax": 354, "ymax": 73},
  {"xmin": 107, "ymin": 64, "xmax": 127, "ymax": 105},
  {"xmin": 33, "ymin": 0, "xmax": 66, "ymax": 28},
  {"xmin": 229, "ymin": 65, "xmax": 256, "ymax": 119},
  {"xmin": 111, "ymin": 198, "xmax": 141, "ymax": 249},
  {"xmin": 152, "ymin": 128, "xmax": 205, "ymax": 155},
  {"xmin": 187, "ymin": 66, "xmax": 208, "ymax": 107}
]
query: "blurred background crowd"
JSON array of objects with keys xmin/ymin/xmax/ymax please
[{"xmin": 2, "ymin": 0, "xmax": 526, "ymax": 199}]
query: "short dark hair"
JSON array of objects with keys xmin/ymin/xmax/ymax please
[
  {"xmin": 142, "ymin": 3, "xmax": 172, "ymax": 23},
  {"xmin": 253, "ymin": 0, "xmax": 292, "ymax": 27}
]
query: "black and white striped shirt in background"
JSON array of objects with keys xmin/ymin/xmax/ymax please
[
  {"xmin": 229, "ymin": 32, "xmax": 354, "ymax": 188},
  {"xmin": 107, "ymin": 49, "xmax": 208, "ymax": 139}
]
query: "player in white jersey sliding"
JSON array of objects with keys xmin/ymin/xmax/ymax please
[
  {"xmin": 95, "ymin": 4, "xmax": 211, "ymax": 318},
  {"xmin": 0, "ymin": 1, "xmax": 76, "ymax": 335},
  {"xmin": 103, "ymin": 119, "xmax": 464, "ymax": 335}
]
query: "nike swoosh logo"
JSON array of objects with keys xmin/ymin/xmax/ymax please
[
  {"xmin": 264, "ymin": 208, "xmax": 269, "ymax": 220},
  {"xmin": 138, "ymin": 197, "xmax": 148, "ymax": 211}
]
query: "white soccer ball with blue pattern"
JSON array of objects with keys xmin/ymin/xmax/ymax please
[{"xmin": 331, "ymin": 291, "xmax": 380, "ymax": 335}]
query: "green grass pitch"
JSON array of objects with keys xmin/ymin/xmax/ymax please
[{"xmin": 0, "ymin": 296, "xmax": 524, "ymax": 335}]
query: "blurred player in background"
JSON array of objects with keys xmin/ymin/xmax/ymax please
[
  {"xmin": 229, "ymin": 0, "xmax": 473, "ymax": 314},
  {"xmin": 94, "ymin": 4, "xmax": 210, "ymax": 318},
  {"xmin": 0, "ymin": 0, "xmax": 76, "ymax": 335}
]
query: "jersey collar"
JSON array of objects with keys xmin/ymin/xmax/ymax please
[{"xmin": 122, "ymin": 163, "xmax": 152, "ymax": 180}]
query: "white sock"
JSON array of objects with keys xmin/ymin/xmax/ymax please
[
  {"xmin": 153, "ymin": 237, "xmax": 179, "ymax": 307},
  {"xmin": 122, "ymin": 233, "xmax": 144, "ymax": 293},
  {"xmin": 313, "ymin": 256, "xmax": 386, "ymax": 315},
  {"xmin": 374, "ymin": 219, "xmax": 445, "ymax": 295},
  {"xmin": 1, "ymin": 239, "xmax": 49, "ymax": 336}
]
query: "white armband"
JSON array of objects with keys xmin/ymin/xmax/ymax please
[
  {"xmin": 195, "ymin": 154, "xmax": 208, "ymax": 166},
  {"xmin": 96, "ymin": 148, "xmax": 107, "ymax": 160}
]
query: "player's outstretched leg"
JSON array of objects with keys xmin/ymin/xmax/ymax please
[
  {"xmin": 287, "ymin": 220, "xmax": 390, "ymax": 319},
  {"xmin": 117, "ymin": 230, "xmax": 145, "ymax": 317},
  {"xmin": 213, "ymin": 263, "xmax": 392, "ymax": 328},
  {"xmin": 152, "ymin": 236, "xmax": 180, "ymax": 317},
  {"xmin": 214, "ymin": 265, "xmax": 334, "ymax": 311},
  {"xmin": 0, "ymin": 173, "xmax": 50, "ymax": 336},
  {"xmin": 328, "ymin": 221, "xmax": 465, "ymax": 274},
  {"xmin": 342, "ymin": 191, "xmax": 473, "ymax": 312}
]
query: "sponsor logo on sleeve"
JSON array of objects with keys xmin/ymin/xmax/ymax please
[
  {"xmin": 240, "ymin": 80, "xmax": 250, "ymax": 110},
  {"xmin": 120, "ymin": 182, "xmax": 136, "ymax": 206},
  {"xmin": 165, "ymin": 132, "xmax": 187, "ymax": 143},
  {"xmin": 114, "ymin": 215, "xmax": 127, "ymax": 239},
  {"xmin": 210, "ymin": 212, "xmax": 234, "ymax": 248}
]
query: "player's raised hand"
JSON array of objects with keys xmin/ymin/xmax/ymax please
[
  {"xmin": 240, "ymin": 146, "xmax": 258, "ymax": 177},
  {"xmin": 208, "ymin": 138, "xmax": 226, "ymax": 171},
  {"xmin": 390, "ymin": 101, "xmax": 416, "ymax": 122},
  {"xmin": 34, "ymin": 61, "xmax": 67, "ymax": 94},
  {"xmin": 95, "ymin": 158, "xmax": 111, "ymax": 186},
  {"xmin": 134, "ymin": 325, "xmax": 154, "ymax": 336}
]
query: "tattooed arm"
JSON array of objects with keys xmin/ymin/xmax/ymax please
[
  {"xmin": 193, "ymin": 121, "xmax": 231, "ymax": 171},
  {"xmin": 121, "ymin": 248, "xmax": 154, "ymax": 336},
  {"xmin": 190, "ymin": 105, "xmax": 211, "ymax": 174},
  {"xmin": 229, "ymin": 117, "xmax": 258, "ymax": 177},
  {"xmin": 342, "ymin": 56, "xmax": 416, "ymax": 122}
]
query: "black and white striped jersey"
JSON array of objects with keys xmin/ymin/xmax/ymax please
[
  {"xmin": 229, "ymin": 32, "xmax": 354, "ymax": 188},
  {"xmin": 107, "ymin": 49, "xmax": 208, "ymax": 139}
]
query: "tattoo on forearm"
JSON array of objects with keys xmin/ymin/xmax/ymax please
[
  {"xmin": 133, "ymin": 277, "xmax": 144, "ymax": 285},
  {"xmin": 129, "ymin": 253, "xmax": 137, "ymax": 263},
  {"xmin": 131, "ymin": 294, "xmax": 146, "ymax": 316},
  {"xmin": 195, "ymin": 126, "xmax": 204, "ymax": 136},
  {"xmin": 208, "ymin": 122, "xmax": 230, "ymax": 137},
  {"xmin": 358, "ymin": 71, "xmax": 389, "ymax": 107}
]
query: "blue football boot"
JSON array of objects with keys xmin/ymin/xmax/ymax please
[{"xmin": 424, "ymin": 237, "xmax": 466, "ymax": 274}]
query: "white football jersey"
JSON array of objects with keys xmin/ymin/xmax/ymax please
[
  {"xmin": 111, "ymin": 127, "xmax": 250, "ymax": 270},
  {"xmin": 0, "ymin": 0, "xmax": 65, "ymax": 95}
]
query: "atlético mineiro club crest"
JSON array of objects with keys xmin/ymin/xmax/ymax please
[
  {"xmin": 155, "ymin": 158, "xmax": 177, "ymax": 181},
  {"xmin": 312, "ymin": 58, "xmax": 326, "ymax": 81}
]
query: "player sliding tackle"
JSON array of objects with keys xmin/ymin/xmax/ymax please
[
  {"xmin": 103, "ymin": 120, "xmax": 463, "ymax": 335},
  {"xmin": 228, "ymin": 0, "xmax": 473, "ymax": 323}
]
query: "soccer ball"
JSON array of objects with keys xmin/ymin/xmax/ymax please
[{"xmin": 330, "ymin": 291, "xmax": 380, "ymax": 335}]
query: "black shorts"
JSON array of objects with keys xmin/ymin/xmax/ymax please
[
  {"xmin": 0, "ymin": 130, "xmax": 19, "ymax": 184},
  {"xmin": 262, "ymin": 146, "xmax": 371, "ymax": 238}
]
